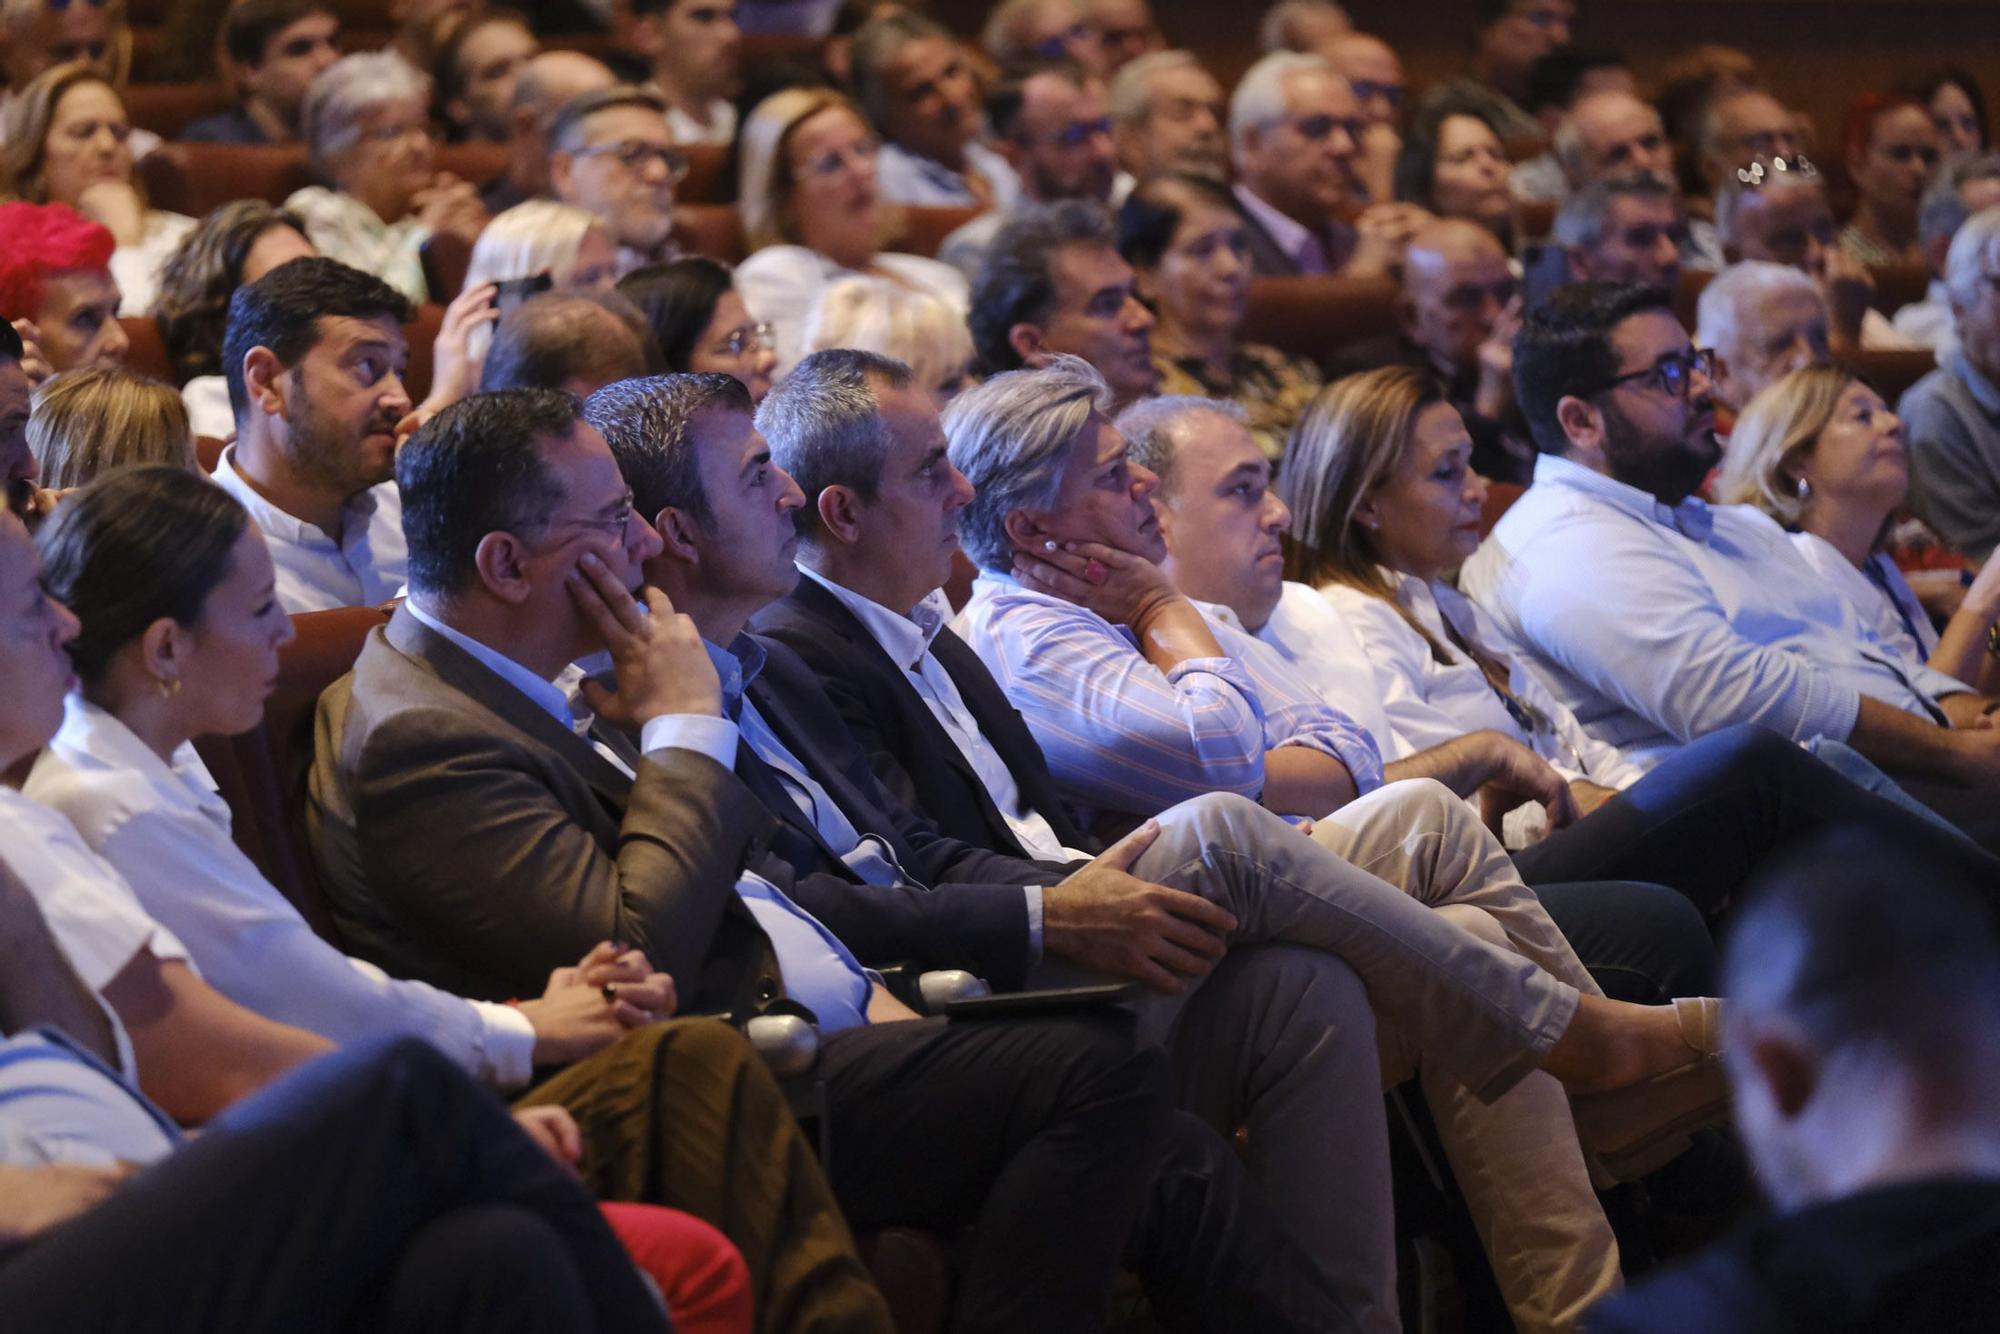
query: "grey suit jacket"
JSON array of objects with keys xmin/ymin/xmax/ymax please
[{"xmin": 309, "ymin": 605, "xmax": 782, "ymax": 1012}]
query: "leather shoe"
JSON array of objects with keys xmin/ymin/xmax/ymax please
[{"xmin": 1571, "ymin": 998, "xmax": 1727, "ymax": 1186}]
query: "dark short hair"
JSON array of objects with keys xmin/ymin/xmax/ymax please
[
  {"xmin": 479, "ymin": 293, "xmax": 648, "ymax": 394},
  {"xmin": 432, "ymin": 8, "xmax": 530, "ymax": 135},
  {"xmin": 1512, "ymin": 281, "xmax": 1673, "ymax": 453},
  {"xmin": 224, "ymin": 0, "xmax": 338, "ymax": 68},
  {"xmin": 757, "ymin": 347, "xmax": 913, "ymax": 542},
  {"xmin": 396, "ymin": 389, "xmax": 581, "ymax": 598},
  {"xmin": 35, "ymin": 465, "xmax": 248, "ymax": 685},
  {"xmin": 546, "ymin": 84, "xmax": 667, "ymax": 154},
  {"xmin": 221, "ymin": 256, "xmax": 410, "ymax": 423},
  {"xmin": 986, "ymin": 61, "xmax": 1091, "ymax": 142},
  {"xmin": 969, "ymin": 198, "xmax": 1117, "ymax": 374},
  {"xmin": 582, "ymin": 373, "xmax": 750, "ymax": 527},
  {"xmin": 1524, "ymin": 45, "xmax": 1628, "ymax": 115},
  {"xmin": 1395, "ymin": 90, "xmax": 1506, "ymax": 212},
  {"xmin": 617, "ymin": 257, "xmax": 734, "ymax": 373},
  {"xmin": 156, "ymin": 200, "xmax": 307, "ymax": 383},
  {"xmin": 1117, "ymin": 171, "xmax": 1235, "ymax": 270},
  {"xmin": 1901, "ymin": 68, "xmax": 1991, "ymax": 152}
]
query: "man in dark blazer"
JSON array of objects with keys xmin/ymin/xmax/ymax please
[{"xmin": 309, "ymin": 387, "xmax": 1352, "ymax": 1334}]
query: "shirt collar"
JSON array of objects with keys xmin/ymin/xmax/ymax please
[
  {"xmin": 704, "ymin": 633, "xmax": 768, "ymax": 719},
  {"xmin": 1951, "ymin": 350, "xmax": 2000, "ymax": 418},
  {"xmin": 1532, "ymin": 451, "xmax": 1716, "ymax": 542},
  {"xmin": 404, "ymin": 598, "xmax": 575, "ymax": 731},
  {"xmin": 796, "ymin": 564, "xmax": 946, "ymax": 670},
  {"xmin": 1232, "ymin": 183, "xmax": 1317, "ymax": 266},
  {"xmin": 212, "ymin": 444, "xmax": 384, "ymax": 546},
  {"xmin": 55, "ymin": 695, "xmax": 229, "ymax": 825}
]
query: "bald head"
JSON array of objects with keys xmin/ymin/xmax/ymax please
[
  {"xmin": 515, "ymin": 50, "xmax": 619, "ymax": 124},
  {"xmin": 1322, "ymin": 32, "xmax": 1403, "ymax": 128},
  {"xmin": 1561, "ymin": 91, "xmax": 1673, "ymax": 188},
  {"xmin": 1403, "ymin": 218, "xmax": 1514, "ymax": 376}
]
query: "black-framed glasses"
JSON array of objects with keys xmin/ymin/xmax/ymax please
[
  {"xmin": 574, "ymin": 140, "xmax": 690, "ymax": 184},
  {"xmin": 1346, "ymin": 80, "xmax": 1406, "ymax": 112},
  {"xmin": 1585, "ymin": 347, "xmax": 1716, "ymax": 399},
  {"xmin": 1291, "ymin": 113, "xmax": 1367, "ymax": 145}
]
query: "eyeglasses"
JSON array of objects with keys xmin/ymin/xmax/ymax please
[
  {"xmin": 1290, "ymin": 113, "xmax": 1367, "ymax": 145},
  {"xmin": 1037, "ymin": 117, "xmax": 1114, "ymax": 149},
  {"xmin": 796, "ymin": 137, "xmax": 879, "ymax": 182},
  {"xmin": 573, "ymin": 140, "xmax": 690, "ymax": 183},
  {"xmin": 1586, "ymin": 347, "xmax": 1716, "ymax": 400},
  {"xmin": 1031, "ymin": 21, "xmax": 1094, "ymax": 61},
  {"xmin": 1346, "ymin": 81, "xmax": 1406, "ymax": 112},
  {"xmin": 1440, "ymin": 277, "xmax": 1516, "ymax": 313},
  {"xmin": 1733, "ymin": 154, "xmax": 1821, "ymax": 190},
  {"xmin": 359, "ymin": 120, "xmax": 435, "ymax": 148},
  {"xmin": 43, "ymin": 0, "xmax": 110, "ymax": 10},
  {"xmin": 711, "ymin": 322, "xmax": 774, "ymax": 357},
  {"xmin": 534, "ymin": 498, "xmax": 638, "ymax": 546}
]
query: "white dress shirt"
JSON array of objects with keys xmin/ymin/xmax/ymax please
[
  {"xmin": 181, "ymin": 375, "xmax": 233, "ymax": 443},
  {"xmin": 664, "ymin": 98, "xmax": 737, "ymax": 147},
  {"xmin": 109, "ymin": 210, "xmax": 196, "ymax": 317},
  {"xmin": 0, "ymin": 785, "xmax": 189, "ymax": 1079},
  {"xmin": 1461, "ymin": 452, "xmax": 1968, "ymax": 772},
  {"xmin": 873, "ymin": 140, "xmax": 1021, "ymax": 210},
  {"xmin": 734, "ymin": 244, "xmax": 969, "ymax": 379},
  {"xmin": 211, "ymin": 445, "xmax": 409, "ymax": 613},
  {"xmin": 799, "ymin": 566, "xmax": 1084, "ymax": 863},
  {"xmin": 1892, "ymin": 279, "xmax": 1955, "ymax": 351},
  {"xmin": 1206, "ymin": 581, "xmax": 1405, "ymax": 760},
  {"xmin": 1789, "ymin": 532, "xmax": 1942, "ymax": 662},
  {"xmin": 0, "ymin": 1029, "xmax": 180, "ymax": 1169},
  {"xmin": 25, "ymin": 695, "xmax": 539, "ymax": 1090}
]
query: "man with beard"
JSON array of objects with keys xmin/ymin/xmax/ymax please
[
  {"xmin": 212, "ymin": 257, "xmax": 414, "ymax": 612},
  {"xmin": 1460, "ymin": 283, "xmax": 2000, "ymax": 821}
]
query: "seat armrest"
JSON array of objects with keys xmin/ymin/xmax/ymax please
[{"xmin": 744, "ymin": 1013, "xmax": 819, "ymax": 1078}]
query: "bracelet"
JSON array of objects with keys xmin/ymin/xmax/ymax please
[{"xmin": 1986, "ymin": 620, "xmax": 2000, "ymax": 662}]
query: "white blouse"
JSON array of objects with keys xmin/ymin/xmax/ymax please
[
  {"xmin": 1789, "ymin": 531, "xmax": 1941, "ymax": 663},
  {"xmin": 25, "ymin": 697, "xmax": 538, "ymax": 1090},
  {"xmin": 735, "ymin": 244, "xmax": 968, "ymax": 380},
  {"xmin": 110, "ymin": 210, "xmax": 195, "ymax": 317}
]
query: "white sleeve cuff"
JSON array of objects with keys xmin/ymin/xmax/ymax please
[
  {"xmin": 640, "ymin": 714, "xmax": 741, "ymax": 770},
  {"xmin": 471, "ymin": 999, "xmax": 539, "ymax": 1090}
]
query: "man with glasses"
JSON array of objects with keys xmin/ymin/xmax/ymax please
[
  {"xmin": 981, "ymin": 0, "xmax": 1106, "ymax": 77},
  {"xmin": 1901, "ymin": 207, "xmax": 2000, "ymax": 565},
  {"xmin": 1554, "ymin": 176, "xmax": 1686, "ymax": 291},
  {"xmin": 1108, "ymin": 49, "xmax": 1227, "ymax": 186},
  {"xmin": 940, "ymin": 64, "xmax": 1121, "ymax": 281},
  {"xmin": 480, "ymin": 50, "xmax": 617, "ymax": 214},
  {"xmin": 548, "ymin": 86, "xmax": 686, "ymax": 279},
  {"xmin": 1462, "ymin": 282, "xmax": 2000, "ymax": 830},
  {"xmin": 1079, "ymin": 0, "xmax": 1161, "ymax": 76},
  {"xmin": 212, "ymin": 256, "xmax": 415, "ymax": 613},
  {"xmin": 1320, "ymin": 31, "xmax": 1405, "ymax": 203},
  {"xmin": 1228, "ymin": 51, "xmax": 1425, "ymax": 279}
]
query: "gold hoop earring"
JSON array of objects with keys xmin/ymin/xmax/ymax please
[{"xmin": 157, "ymin": 676, "xmax": 181, "ymax": 699}]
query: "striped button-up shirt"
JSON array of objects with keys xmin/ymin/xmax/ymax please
[{"xmin": 952, "ymin": 572, "xmax": 1384, "ymax": 821}]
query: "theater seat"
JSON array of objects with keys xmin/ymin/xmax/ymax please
[
  {"xmin": 434, "ymin": 142, "xmax": 509, "ymax": 192},
  {"xmin": 124, "ymin": 82, "xmax": 232, "ymax": 140},
  {"xmin": 1837, "ymin": 346, "xmax": 1937, "ymax": 404},
  {"xmin": 1516, "ymin": 197, "xmax": 1557, "ymax": 243},
  {"xmin": 421, "ymin": 231, "xmax": 475, "ymax": 304},
  {"xmin": 889, "ymin": 206, "xmax": 986, "ymax": 259},
  {"xmin": 120, "ymin": 316, "xmax": 174, "ymax": 383},
  {"xmin": 681, "ymin": 142, "xmax": 733, "ymax": 204},
  {"xmin": 1241, "ymin": 275, "xmax": 1401, "ymax": 374},
  {"xmin": 404, "ymin": 303, "xmax": 444, "ymax": 404},
  {"xmin": 193, "ymin": 605, "xmax": 389, "ymax": 948},
  {"xmin": 1479, "ymin": 481, "xmax": 1525, "ymax": 535},
  {"xmin": 675, "ymin": 204, "xmax": 747, "ymax": 265},
  {"xmin": 136, "ymin": 143, "xmax": 315, "ymax": 217},
  {"xmin": 1868, "ymin": 262, "xmax": 1929, "ymax": 317},
  {"xmin": 194, "ymin": 435, "xmax": 225, "ymax": 472},
  {"xmin": 1674, "ymin": 267, "xmax": 1712, "ymax": 331}
]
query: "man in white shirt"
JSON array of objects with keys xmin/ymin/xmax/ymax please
[
  {"xmin": 625, "ymin": 0, "xmax": 741, "ymax": 148},
  {"xmin": 850, "ymin": 12, "xmax": 1021, "ymax": 210},
  {"xmin": 1462, "ymin": 281, "xmax": 2000, "ymax": 835},
  {"xmin": 1893, "ymin": 155, "xmax": 2000, "ymax": 351},
  {"xmin": 211, "ymin": 256, "xmax": 412, "ymax": 613},
  {"xmin": 547, "ymin": 87, "xmax": 685, "ymax": 278}
]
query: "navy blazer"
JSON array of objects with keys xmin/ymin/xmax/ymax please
[{"xmin": 754, "ymin": 577, "xmax": 1099, "ymax": 859}]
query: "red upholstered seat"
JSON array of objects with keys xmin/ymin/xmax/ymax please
[
  {"xmin": 124, "ymin": 83, "xmax": 232, "ymax": 139},
  {"xmin": 1241, "ymin": 275, "xmax": 1401, "ymax": 373},
  {"xmin": 675, "ymin": 204, "xmax": 747, "ymax": 265},
  {"xmin": 681, "ymin": 142, "xmax": 733, "ymax": 204},
  {"xmin": 137, "ymin": 143, "xmax": 315, "ymax": 217},
  {"xmin": 888, "ymin": 205, "xmax": 986, "ymax": 259},
  {"xmin": 120, "ymin": 316, "xmax": 173, "ymax": 383}
]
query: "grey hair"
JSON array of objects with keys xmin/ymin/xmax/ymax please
[
  {"xmin": 1945, "ymin": 205, "xmax": 2000, "ymax": 310},
  {"xmin": 968, "ymin": 198, "xmax": 1118, "ymax": 374},
  {"xmin": 943, "ymin": 354, "xmax": 1109, "ymax": 570},
  {"xmin": 1694, "ymin": 260, "xmax": 1821, "ymax": 358},
  {"xmin": 1109, "ymin": 49, "xmax": 1205, "ymax": 125},
  {"xmin": 981, "ymin": 0, "xmax": 1078, "ymax": 71},
  {"xmin": 755, "ymin": 348, "xmax": 915, "ymax": 545},
  {"xmin": 546, "ymin": 84, "xmax": 668, "ymax": 155},
  {"xmin": 1553, "ymin": 92, "xmax": 1664, "ymax": 186},
  {"xmin": 301, "ymin": 51, "xmax": 431, "ymax": 181},
  {"xmin": 582, "ymin": 372, "xmax": 753, "ymax": 527},
  {"xmin": 1553, "ymin": 175, "xmax": 1676, "ymax": 252},
  {"xmin": 800, "ymin": 276, "xmax": 973, "ymax": 398},
  {"xmin": 1920, "ymin": 151, "xmax": 2000, "ymax": 254},
  {"xmin": 851, "ymin": 11, "xmax": 954, "ymax": 130},
  {"xmin": 1229, "ymin": 51, "xmax": 1334, "ymax": 157},
  {"xmin": 1113, "ymin": 394, "xmax": 1247, "ymax": 494},
  {"xmin": 1256, "ymin": 0, "xmax": 1349, "ymax": 54}
]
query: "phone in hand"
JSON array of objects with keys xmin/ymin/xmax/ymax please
[{"xmin": 493, "ymin": 271, "xmax": 554, "ymax": 314}]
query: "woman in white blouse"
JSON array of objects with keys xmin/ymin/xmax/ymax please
[
  {"xmin": 0, "ymin": 62, "xmax": 193, "ymax": 316},
  {"xmin": 1722, "ymin": 364, "xmax": 2000, "ymax": 693},
  {"xmin": 1277, "ymin": 365, "xmax": 1979, "ymax": 914},
  {"xmin": 734, "ymin": 86, "xmax": 967, "ymax": 379}
]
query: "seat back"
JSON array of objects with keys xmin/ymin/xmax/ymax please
[
  {"xmin": 193, "ymin": 605, "xmax": 388, "ymax": 947},
  {"xmin": 1837, "ymin": 347, "xmax": 1937, "ymax": 405},
  {"xmin": 889, "ymin": 205, "xmax": 987, "ymax": 259},
  {"xmin": 1241, "ymin": 275, "xmax": 1401, "ymax": 373},
  {"xmin": 137, "ymin": 143, "xmax": 315, "ymax": 217},
  {"xmin": 124, "ymin": 82, "xmax": 232, "ymax": 139},
  {"xmin": 120, "ymin": 316, "xmax": 174, "ymax": 383},
  {"xmin": 681, "ymin": 142, "xmax": 733, "ymax": 203},
  {"xmin": 675, "ymin": 204, "xmax": 747, "ymax": 264}
]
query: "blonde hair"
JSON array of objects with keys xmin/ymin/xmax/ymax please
[
  {"xmin": 1720, "ymin": 364, "xmax": 1860, "ymax": 529},
  {"xmin": 0, "ymin": 63, "xmax": 126, "ymax": 204},
  {"xmin": 461, "ymin": 200, "xmax": 607, "ymax": 357},
  {"xmin": 801, "ymin": 276, "xmax": 973, "ymax": 398},
  {"xmin": 29, "ymin": 367, "xmax": 194, "ymax": 489},
  {"xmin": 738, "ymin": 86, "xmax": 863, "ymax": 250}
]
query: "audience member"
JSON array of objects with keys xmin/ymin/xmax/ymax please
[
  {"xmin": 546, "ymin": 85, "xmax": 684, "ymax": 280},
  {"xmin": 386, "ymin": 0, "xmax": 471, "ymax": 73},
  {"xmin": 480, "ymin": 49, "xmax": 616, "ymax": 214},
  {"xmin": 431, "ymin": 8, "xmax": 537, "ymax": 144},
  {"xmin": 1554, "ymin": 91, "xmax": 1676, "ymax": 194},
  {"xmin": 1118, "ymin": 171, "xmax": 1320, "ymax": 460},
  {"xmin": 1107, "ymin": 48, "xmax": 1226, "ymax": 186},
  {"xmin": 1450, "ymin": 0, "xmax": 1574, "ymax": 144},
  {"xmin": 0, "ymin": 318, "xmax": 47, "ymax": 525},
  {"xmin": 800, "ymin": 275, "xmax": 973, "ymax": 402},
  {"xmin": 1462, "ymin": 283, "xmax": 2000, "ymax": 840},
  {"xmin": 939, "ymin": 63, "xmax": 1120, "ymax": 280},
  {"xmin": 1696, "ymin": 88, "xmax": 1801, "ymax": 202},
  {"xmin": 1838, "ymin": 93, "xmax": 1941, "ymax": 267},
  {"xmin": 618, "ymin": 255, "xmax": 776, "ymax": 403},
  {"xmin": 213, "ymin": 256, "xmax": 412, "ymax": 611},
  {"xmin": 1894, "ymin": 152, "xmax": 2000, "ymax": 348},
  {"xmin": 1392, "ymin": 218, "xmax": 1533, "ymax": 483},
  {"xmin": 28, "ymin": 367, "xmax": 192, "ymax": 487},
  {"xmin": 0, "ymin": 0, "xmax": 122, "ymax": 114},
  {"xmin": 735, "ymin": 87, "xmax": 967, "ymax": 377},
  {"xmin": 970, "ymin": 199, "xmax": 1155, "ymax": 410},
  {"xmin": 1079, "ymin": 0, "xmax": 1160, "ymax": 75},
  {"xmin": 1906, "ymin": 67, "xmax": 1990, "ymax": 157},
  {"xmin": 183, "ymin": 0, "xmax": 339, "ymax": 145},
  {"xmin": 981, "ymin": 0, "xmax": 1104, "ymax": 77},
  {"xmin": 1555, "ymin": 177, "xmax": 1686, "ymax": 290},
  {"xmin": 1724, "ymin": 365, "xmax": 2000, "ymax": 692},
  {"xmin": 1509, "ymin": 46, "xmax": 1634, "ymax": 203},
  {"xmin": 1229, "ymin": 52, "xmax": 1424, "ymax": 279},
  {"xmin": 850, "ymin": 12, "xmax": 1019, "ymax": 210},
  {"xmin": 152, "ymin": 200, "xmax": 315, "ymax": 437},
  {"xmin": 479, "ymin": 292, "xmax": 648, "ymax": 395},
  {"xmin": 460, "ymin": 199, "xmax": 618, "ymax": 359},
  {"xmin": 0, "ymin": 64, "xmax": 194, "ymax": 315},
  {"xmin": 1900, "ymin": 207, "xmax": 2000, "ymax": 563},
  {"xmin": 1693, "ymin": 260, "xmax": 1832, "ymax": 415},
  {"xmin": 1715, "ymin": 157, "xmax": 1905, "ymax": 349},
  {"xmin": 0, "ymin": 200, "xmax": 127, "ymax": 373},
  {"xmin": 628, "ymin": 0, "xmax": 742, "ymax": 148},
  {"xmin": 1256, "ymin": 0, "xmax": 1349, "ymax": 57},
  {"xmin": 1657, "ymin": 45, "xmax": 1762, "ymax": 201},
  {"xmin": 288, "ymin": 52, "xmax": 489, "ymax": 305},
  {"xmin": 1395, "ymin": 91, "xmax": 1514, "ymax": 248},
  {"xmin": 1595, "ymin": 834, "xmax": 2000, "ymax": 1333},
  {"xmin": 1322, "ymin": 31, "xmax": 1406, "ymax": 203}
]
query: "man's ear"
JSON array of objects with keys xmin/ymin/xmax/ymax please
[
  {"xmin": 1743, "ymin": 1029, "xmax": 1819, "ymax": 1121},
  {"xmin": 1553, "ymin": 393, "xmax": 1603, "ymax": 455},
  {"xmin": 1396, "ymin": 292, "xmax": 1419, "ymax": 339},
  {"xmin": 815, "ymin": 484, "xmax": 864, "ymax": 546},
  {"xmin": 547, "ymin": 150, "xmax": 576, "ymax": 201},
  {"xmin": 1007, "ymin": 322, "xmax": 1047, "ymax": 367},
  {"xmin": 651, "ymin": 504, "xmax": 706, "ymax": 565},
  {"xmin": 472, "ymin": 531, "xmax": 536, "ymax": 604},
  {"xmin": 1564, "ymin": 247, "xmax": 1588, "ymax": 283},
  {"xmin": 1001, "ymin": 506, "xmax": 1050, "ymax": 556},
  {"xmin": 241, "ymin": 346, "xmax": 289, "ymax": 419}
]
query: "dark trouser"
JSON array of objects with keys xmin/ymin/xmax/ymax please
[
  {"xmin": 1513, "ymin": 725, "xmax": 1994, "ymax": 926},
  {"xmin": 1534, "ymin": 881, "xmax": 1719, "ymax": 1003},
  {"xmin": 0, "ymin": 1036, "xmax": 669, "ymax": 1334}
]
